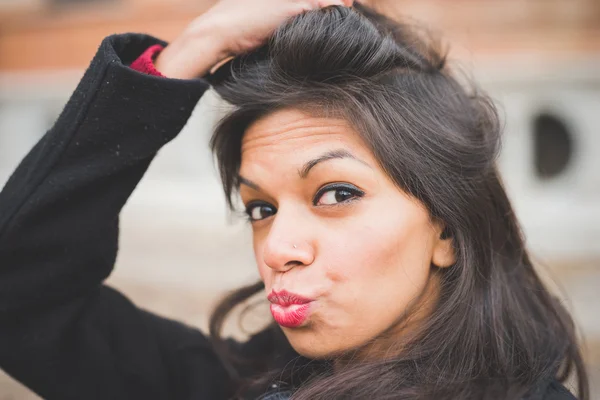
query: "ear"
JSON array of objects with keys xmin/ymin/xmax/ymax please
[{"xmin": 432, "ymin": 225, "xmax": 456, "ymax": 268}]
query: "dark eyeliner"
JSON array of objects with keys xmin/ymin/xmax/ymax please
[
  {"xmin": 313, "ymin": 183, "xmax": 365, "ymax": 206},
  {"xmin": 244, "ymin": 200, "xmax": 276, "ymax": 221}
]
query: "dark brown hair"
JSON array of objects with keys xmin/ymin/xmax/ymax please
[{"xmin": 207, "ymin": 4, "xmax": 589, "ymax": 399}]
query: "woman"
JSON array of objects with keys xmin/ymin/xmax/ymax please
[{"xmin": 0, "ymin": 0, "xmax": 589, "ymax": 399}]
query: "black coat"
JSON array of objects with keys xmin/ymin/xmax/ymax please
[{"xmin": 0, "ymin": 33, "xmax": 578, "ymax": 400}]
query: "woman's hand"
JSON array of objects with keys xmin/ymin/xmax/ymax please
[{"xmin": 155, "ymin": 0, "xmax": 354, "ymax": 79}]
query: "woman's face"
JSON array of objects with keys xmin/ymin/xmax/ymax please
[{"xmin": 239, "ymin": 108, "xmax": 454, "ymax": 360}]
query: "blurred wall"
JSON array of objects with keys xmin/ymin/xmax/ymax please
[{"xmin": 0, "ymin": 0, "xmax": 599, "ymax": 398}]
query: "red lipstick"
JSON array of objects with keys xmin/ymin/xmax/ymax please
[{"xmin": 268, "ymin": 290, "xmax": 314, "ymax": 328}]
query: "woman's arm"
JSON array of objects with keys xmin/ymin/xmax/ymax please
[
  {"xmin": 0, "ymin": 32, "xmax": 208, "ymax": 323},
  {"xmin": 0, "ymin": 33, "xmax": 223, "ymax": 400}
]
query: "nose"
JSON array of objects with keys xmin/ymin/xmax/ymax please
[{"xmin": 262, "ymin": 211, "xmax": 315, "ymax": 272}]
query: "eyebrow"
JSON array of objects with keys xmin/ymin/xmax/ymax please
[
  {"xmin": 298, "ymin": 149, "xmax": 368, "ymax": 178},
  {"xmin": 238, "ymin": 149, "xmax": 370, "ymax": 191}
]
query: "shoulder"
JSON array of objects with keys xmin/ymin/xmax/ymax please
[
  {"xmin": 134, "ymin": 307, "xmax": 232, "ymax": 398},
  {"xmin": 540, "ymin": 379, "xmax": 577, "ymax": 400}
]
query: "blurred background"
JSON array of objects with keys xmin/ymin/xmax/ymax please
[{"xmin": 0, "ymin": 0, "xmax": 599, "ymax": 398}]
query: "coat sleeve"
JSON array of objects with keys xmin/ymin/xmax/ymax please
[{"xmin": 0, "ymin": 33, "xmax": 229, "ymax": 400}]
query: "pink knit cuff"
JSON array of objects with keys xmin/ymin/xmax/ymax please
[{"xmin": 129, "ymin": 44, "xmax": 165, "ymax": 77}]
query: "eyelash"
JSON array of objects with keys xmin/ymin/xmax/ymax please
[{"xmin": 243, "ymin": 183, "xmax": 365, "ymax": 223}]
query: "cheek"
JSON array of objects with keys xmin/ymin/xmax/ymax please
[
  {"xmin": 326, "ymin": 204, "xmax": 433, "ymax": 282},
  {"xmin": 321, "ymin": 199, "xmax": 436, "ymax": 325}
]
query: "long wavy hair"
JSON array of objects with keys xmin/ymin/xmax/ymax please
[{"xmin": 206, "ymin": 4, "xmax": 589, "ymax": 399}]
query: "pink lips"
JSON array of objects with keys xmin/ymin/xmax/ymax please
[{"xmin": 268, "ymin": 290, "xmax": 314, "ymax": 328}]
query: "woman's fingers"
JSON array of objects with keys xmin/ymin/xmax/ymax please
[{"xmin": 156, "ymin": 0, "xmax": 356, "ymax": 79}]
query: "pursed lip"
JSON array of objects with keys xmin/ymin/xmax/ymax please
[
  {"xmin": 268, "ymin": 289, "xmax": 315, "ymax": 328},
  {"xmin": 267, "ymin": 289, "xmax": 314, "ymax": 306}
]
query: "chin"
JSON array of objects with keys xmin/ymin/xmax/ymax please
[{"xmin": 282, "ymin": 328, "xmax": 347, "ymax": 360}]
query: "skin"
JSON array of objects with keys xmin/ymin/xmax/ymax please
[{"xmin": 239, "ymin": 108, "xmax": 455, "ymax": 361}]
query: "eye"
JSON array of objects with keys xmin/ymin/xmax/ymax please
[
  {"xmin": 245, "ymin": 202, "xmax": 277, "ymax": 222},
  {"xmin": 314, "ymin": 183, "xmax": 364, "ymax": 206}
]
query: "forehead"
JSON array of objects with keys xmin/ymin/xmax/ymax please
[{"xmin": 241, "ymin": 108, "xmax": 370, "ymax": 161}]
